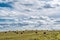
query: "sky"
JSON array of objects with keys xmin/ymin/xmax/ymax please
[{"xmin": 0, "ymin": 0, "xmax": 60, "ymax": 31}]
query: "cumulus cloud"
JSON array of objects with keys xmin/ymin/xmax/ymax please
[
  {"xmin": 0, "ymin": 0, "xmax": 60, "ymax": 16},
  {"xmin": 0, "ymin": 0, "xmax": 60, "ymax": 31}
]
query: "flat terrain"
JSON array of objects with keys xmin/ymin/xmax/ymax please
[{"xmin": 0, "ymin": 30, "xmax": 60, "ymax": 40}]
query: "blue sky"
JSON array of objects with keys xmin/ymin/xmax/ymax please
[
  {"xmin": 0, "ymin": 2, "xmax": 12, "ymax": 8},
  {"xmin": 0, "ymin": 0, "xmax": 60, "ymax": 31}
]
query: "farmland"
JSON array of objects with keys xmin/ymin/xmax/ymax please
[{"xmin": 0, "ymin": 30, "xmax": 60, "ymax": 40}]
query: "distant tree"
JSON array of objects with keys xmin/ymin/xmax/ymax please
[
  {"xmin": 16, "ymin": 32, "xmax": 18, "ymax": 34},
  {"xmin": 35, "ymin": 30, "xmax": 38, "ymax": 34},
  {"xmin": 23, "ymin": 31, "xmax": 24, "ymax": 33},
  {"xmin": 34, "ymin": 39, "xmax": 36, "ymax": 40},
  {"xmin": 13, "ymin": 31, "xmax": 18, "ymax": 34},
  {"xmin": 35, "ymin": 31, "xmax": 38, "ymax": 34},
  {"xmin": 5, "ymin": 32, "xmax": 7, "ymax": 33},
  {"xmin": 44, "ymin": 32, "xmax": 46, "ymax": 34},
  {"xmin": 21, "ymin": 32, "xmax": 23, "ymax": 34}
]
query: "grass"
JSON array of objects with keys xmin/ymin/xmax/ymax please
[{"xmin": 0, "ymin": 30, "xmax": 60, "ymax": 40}]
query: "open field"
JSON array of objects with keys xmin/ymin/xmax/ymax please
[{"xmin": 0, "ymin": 30, "xmax": 60, "ymax": 40}]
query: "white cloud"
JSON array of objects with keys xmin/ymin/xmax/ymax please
[
  {"xmin": 0, "ymin": 0, "xmax": 60, "ymax": 31},
  {"xmin": 0, "ymin": 0, "xmax": 60, "ymax": 16}
]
